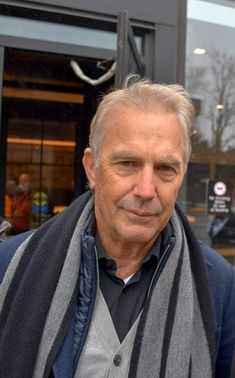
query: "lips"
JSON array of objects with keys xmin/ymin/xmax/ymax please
[{"xmin": 125, "ymin": 209, "xmax": 156, "ymax": 217}]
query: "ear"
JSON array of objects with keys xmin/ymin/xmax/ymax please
[{"xmin": 82, "ymin": 148, "xmax": 96, "ymax": 189}]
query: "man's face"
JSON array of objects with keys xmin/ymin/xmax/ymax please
[
  {"xmin": 83, "ymin": 107, "xmax": 186, "ymax": 249},
  {"xmin": 18, "ymin": 174, "xmax": 30, "ymax": 193}
]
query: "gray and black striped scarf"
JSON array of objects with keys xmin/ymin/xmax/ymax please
[{"xmin": 0, "ymin": 191, "xmax": 215, "ymax": 377}]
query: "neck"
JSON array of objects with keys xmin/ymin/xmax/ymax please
[{"xmin": 98, "ymin": 235, "xmax": 157, "ymax": 279}]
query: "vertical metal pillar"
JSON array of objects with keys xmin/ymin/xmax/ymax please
[{"xmin": 0, "ymin": 47, "xmax": 6, "ymax": 217}]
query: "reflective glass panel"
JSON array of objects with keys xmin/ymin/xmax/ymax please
[
  {"xmin": 0, "ymin": 15, "xmax": 142, "ymax": 52},
  {"xmin": 186, "ymin": 0, "xmax": 235, "ymax": 266}
]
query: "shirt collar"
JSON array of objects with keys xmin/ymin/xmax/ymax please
[{"xmin": 95, "ymin": 231, "xmax": 162, "ymax": 264}]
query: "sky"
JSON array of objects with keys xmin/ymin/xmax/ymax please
[{"xmin": 187, "ymin": 0, "xmax": 235, "ymax": 28}]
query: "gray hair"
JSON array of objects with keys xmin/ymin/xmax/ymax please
[{"xmin": 89, "ymin": 76, "xmax": 195, "ymax": 163}]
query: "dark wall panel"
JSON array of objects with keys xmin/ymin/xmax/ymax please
[
  {"xmin": 23, "ymin": 0, "xmax": 178, "ymax": 25},
  {"xmin": 154, "ymin": 25, "xmax": 177, "ymax": 84}
]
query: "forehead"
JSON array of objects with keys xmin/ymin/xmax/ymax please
[
  {"xmin": 103, "ymin": 106, "xmax": 181, "ymax": 139},
  {"xmin": 99, "ymin": 107, "xmax": 185, "ymax": 163}
]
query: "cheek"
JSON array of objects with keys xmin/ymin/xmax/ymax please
[
  {"xmin": 97, "ymin": 167, "xmax": 133, "ymax": 194},
  {"xmin": 157, "ymin": 183, "xmax": 181, "ymax": 208},
  {"xmin": 95, "ymin": 165, "xmax": 119, "ymax": 187}
]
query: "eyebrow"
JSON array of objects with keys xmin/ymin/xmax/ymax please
[
  {"xmin": 158, "ymin": 157, "xmax": 182, "ymax": 169},
  {"xmin": 109, "ymin": 150, "xmax": 183, "ymax": 169},
  {"xmin": 160, "ymin": 156, "xmax": 184, "ymax": 170},
  {"xmin": 109, "ymin": 150, "xmax": 140, "ymax": 161}
]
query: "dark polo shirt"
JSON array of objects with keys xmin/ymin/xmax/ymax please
[{"xmin": 96, "ymin": 234, "xmax": 161, "ymax": 342}]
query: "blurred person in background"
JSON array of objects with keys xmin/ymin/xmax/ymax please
[
  {"xmin": 4, "ymin": 179, "xmax": 16, "ymax": 224},
  {"xmin": 11, "ymin": 173, "xmax": 33, "ymax": 234}
]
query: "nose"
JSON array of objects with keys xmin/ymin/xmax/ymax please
[{"xmin": 133, "ymin": 168, "xmax": 156, "ymax": 200}]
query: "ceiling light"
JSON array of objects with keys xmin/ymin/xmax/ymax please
[
  {"xmin": 7, "ymin": 137, "xmax": 75, "ymax": 147},
  {"xmin": 193, "ymin": 48, "xmax": 206, "ymax": 55},
  {"xmin": 216, "ymin": 104, "xmax": 224, "ymax": 109}
]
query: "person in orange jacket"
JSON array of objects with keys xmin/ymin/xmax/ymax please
[
  {"xmin": 5, "ymin": 180, "xmax": 16, "ymax": 224},
  {"xmin": 11, "ymin": 173, "xmax": 33, "ymax": 234}
]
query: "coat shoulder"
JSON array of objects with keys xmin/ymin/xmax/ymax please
[
  {"xmin": 200, "ymin": 241, "xmax": 235, "ymax": 377},
  {"xmin": 199, "ymin": 241, "xmax": 235, "ymax": 316},
  {"xmin": 200, "ymin": 241, "xmax": 234, "ymax": 285},
  {"xmin": 0, "ymin": 231, "xmax": 32, "ymax": 282}
]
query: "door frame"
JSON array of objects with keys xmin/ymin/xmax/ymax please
[{"xmin": 115, "ymin": 10, "xmax": 145, "ymax": 88}]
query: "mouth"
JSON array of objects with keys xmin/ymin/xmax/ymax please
[{"xmin": 125, "ymin": 209, "xmax": 156, "ymax": 219}]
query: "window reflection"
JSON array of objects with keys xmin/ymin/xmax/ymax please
[
  {"xmin": 3, "ymin": 48, "xmax": 81, "ymax": 230},
  {"xmin": 186, "ymin": 0, "xmax": 235, "ymax": 265}
]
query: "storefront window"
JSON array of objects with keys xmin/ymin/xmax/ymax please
[
  {"xmin": 3, "ymin": 48, "xmax": 82, "ymax": 232},
  {"xmin": 186, "ymin": 0, "xmax": 235, "ymax": 265}
]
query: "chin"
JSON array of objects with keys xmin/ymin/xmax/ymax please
[{"xmin": 118, "ymin": 227, "xmax": 158, "ymax": 244}]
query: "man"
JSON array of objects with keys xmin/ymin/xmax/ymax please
[
  {"xmin": 5, "ymin": 179, "xmax": 16, "ymax": 224},
  {"xmin": 0, "ymin": 78, "xmax": 234, "ymax": 378},
  {"xmin": 11, "ymin": 173, "xmax": 33, "ymax": 234}
]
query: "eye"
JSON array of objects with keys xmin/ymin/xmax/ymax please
[
  {"xmin": 114, "ymin": 160, "xmax": 140, "ymax": 175},
  {"xmin": 119, "ymin": 160, "xmax": 138, "ymax": 168},
  {"xmin": 155, "ymin": 165, "xmax": 177, "ymax": 181},
  {"xmin": 159, "ymin": 165, "xmax": 175, "ymax": 172}
]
